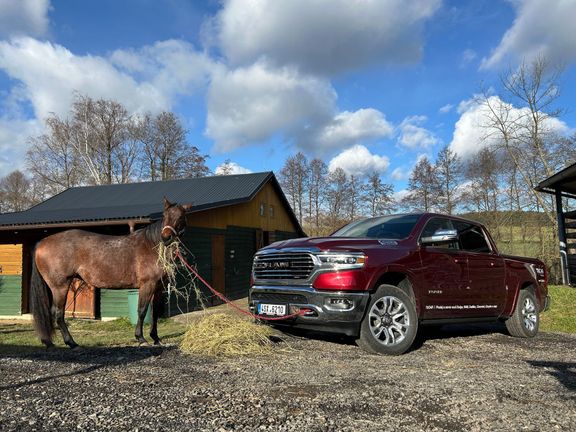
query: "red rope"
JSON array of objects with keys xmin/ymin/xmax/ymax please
[{"xmin": 176, "ymin": 250, "xmax": 305, "ymax": 321}]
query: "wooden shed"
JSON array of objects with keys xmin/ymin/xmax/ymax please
[
  {"xmin": 0, "ymin": 172, "xmax": 303, "ymax": 318},
  {"xmin": 535, "ymin": 162, "xmax": 576, "ymax": 286}
]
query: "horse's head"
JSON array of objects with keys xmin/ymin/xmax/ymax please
[{"xmin": 161, "ymin": 197, "xmax": 192, "ymax": 243}]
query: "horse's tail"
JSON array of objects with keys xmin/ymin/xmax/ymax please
[{"xmin": 30, "ymin": 249, "xmax": 54, "ymax": 346}]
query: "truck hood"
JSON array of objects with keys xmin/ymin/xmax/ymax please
[{"xmin": 262, "ymin": 236, "xmax": 402, "ymax": 252}]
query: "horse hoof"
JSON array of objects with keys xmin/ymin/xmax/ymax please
[
  {"xmin": 153, "ymin": 339, "xmax": 163, "ymax": 346},
  {"xmin": 137, "ymin": 339, "xmax": 150, "ymax": 346},
  {"xmin": 70, "ymin": 344, "xmax": 82, "ymax": 351}
]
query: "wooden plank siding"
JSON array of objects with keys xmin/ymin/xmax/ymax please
[
  {"xmin": 225, "ymin": 226, "xmax": 257, "ymax": 300},
  {"xmin": 186, "ymin": 182, "xmax": 299, "ymax": 233},
  {"xmin": 0, "ymin": 275, "xmax": 22, "ymax": 315},
  {"xmin": 0, "ymin": 244, "xmax": 23, "ymax": 275},
  {"xmin": 0, "ymin": 244, "xmax": 23, "ymax": 315}
]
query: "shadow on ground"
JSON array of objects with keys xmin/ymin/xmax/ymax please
[
  {"xmin": 528, "ymin": 360, "xmax": 576, "ymax": 392},
  {"xmin": 0, "ymin": 345, "xmax": 173, "ymax": 391}
]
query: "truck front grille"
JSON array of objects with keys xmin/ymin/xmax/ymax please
[{"xmin": 253, "ymin": 252, "xmax": 315, "ymax": 280}]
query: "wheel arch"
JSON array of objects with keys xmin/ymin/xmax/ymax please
[{"xmin": 369, "ymin": 271, "xmax": 420, "ymax": 315}]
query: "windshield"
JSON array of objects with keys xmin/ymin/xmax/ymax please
[{"xmin": 331, "ymin": 214, "xmax": 421, "ymax": 239}]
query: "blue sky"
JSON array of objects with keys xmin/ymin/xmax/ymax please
[{"xmin": 1, "ymin": 0, "xmax": 575, "ymax": 196}]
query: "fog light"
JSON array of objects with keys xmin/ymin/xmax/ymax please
[{"xmin": 328, "ymin": 298, "xmax": 353, "ymax": 309}]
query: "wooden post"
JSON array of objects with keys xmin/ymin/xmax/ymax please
[{"xmin": 555, "ymin": 191, "xmax": 569, "ymax": 285}]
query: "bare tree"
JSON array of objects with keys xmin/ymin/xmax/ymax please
[
  {"xmin": 27, "ymin": 116, "xmax": 83, "ymax": 196},
  {"xmin": 435, "ymin": 145, "xmax": 463, "ymax": 214},
  {"xmin": 307, "ymin": 158, "xmax": 327, "ymax": 235},
  {"xmin": 138, "ymin": 111, "xmax": 208, "ymax": 180},
  {"xmin": 325, "ymin": 168, "xmax": 350, "ymax": 231},
  {"xmin": 347, "ymin": 174, "xmax": 363, "ymax": 220},
  {"xmin": 363, "ymin": 172, "xmax": 394, "ymax": 217},
  {"xmin": 279, "ymin": 152, "xmax": 309, "ymax": 224},
  {"xmin": 481, "ymin": 56, "xmax": 564, "ymax": 223},
  {"xmin": 403, "ymin": 156, "xmax": 438, "ymax": 212},
  {"xmin": 0, "ymin": 170, "xmax": 38, "ymax": 212}
]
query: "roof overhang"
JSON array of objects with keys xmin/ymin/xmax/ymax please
[{"xmin": 535, "ymin": 162, "xmax": 576, "ymax": 198}]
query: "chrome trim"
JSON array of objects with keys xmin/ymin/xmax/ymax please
[
  {"xmin": 249, "ymin": 285, "xmax": 370, "ymax": 323},
  {"xmin": 252, "ymin": 247, "xmax": 366, "ymax": 286}
]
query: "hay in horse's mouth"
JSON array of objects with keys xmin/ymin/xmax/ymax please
[
  {"xmin": 156, "ymin": 241, "xmax": 205, "ymax": 312},
  {"xmin": 180, "ymin": 313, "xmax": 276, "ymax": 357}
]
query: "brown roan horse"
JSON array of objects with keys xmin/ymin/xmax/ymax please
[{"xmin": 30, "ymin": 198, "xmax": 191, "ymax": 348}]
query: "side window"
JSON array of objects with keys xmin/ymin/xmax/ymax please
[
  {"xmin": 453, "ymin": 221, "xmax": 491, "ymax": 253},
  {"xmin": 420, "ymin": 218, "xmax": 459, "ymax": 250}
]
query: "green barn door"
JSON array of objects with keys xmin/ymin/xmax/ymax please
[{"xmin": 225, "ymin": 226, "xmax": 256, "ymax": 300}]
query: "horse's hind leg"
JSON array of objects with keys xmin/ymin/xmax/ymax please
[{"xmin": 52, "ymin": 284, "xmax": 79, "ymax": 349}]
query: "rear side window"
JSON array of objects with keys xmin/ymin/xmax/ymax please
[{"xmin": 453, "ymin": 221, "xmax": 492, "ymax": 253}]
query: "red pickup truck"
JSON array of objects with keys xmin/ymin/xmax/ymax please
[{"xmin": 249, "ymin": 213, "xmax": 550, "ymax": 355}]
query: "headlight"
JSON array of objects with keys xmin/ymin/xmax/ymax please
[{"xmin": 317, "ymin": 253, "xmax": 366, "ymax": 269}]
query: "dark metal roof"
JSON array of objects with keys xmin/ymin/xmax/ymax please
[
  {"xmin": 535, "ymin": 162, "xmax": 576, "ymax": 198},
  {"xmin": 0, "ymin": 172, "xmax": 303, "ymax": 233}
]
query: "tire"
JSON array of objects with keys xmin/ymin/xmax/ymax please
[
  {"xmin": 505, "ymin": 288, "xmax": 539, "ymax": 338},
  {"xmin": 356, "ymin": 284, "xmax": 418, "ymax": 355}
]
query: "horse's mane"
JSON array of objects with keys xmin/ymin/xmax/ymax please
[{"xmin": 136, "ymin": 220, "xmax": 163, "ymax": 245}]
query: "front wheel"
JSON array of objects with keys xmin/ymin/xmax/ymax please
[
  {"xmin": 505, "ymin": 288, "xmax": 539, "ymax": 338},
  {"xmin": 356, "ymin": 284, "xmax": 418, "ymax": 355}
]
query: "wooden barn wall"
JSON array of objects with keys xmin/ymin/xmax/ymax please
[
  {"xmin": 225, "ymin": 226, "xmax": 256, "ymax": 300},
  {"xmin": 0, "ymin": 244, "xmax": 22, "ymax": 315},
  {"xmin": 166, "ymin": 227, "xmax": 226, "ymax": 316},
  {"xmin": 186, "ymin": 182, "xmax": 299, "ymax": 233}
]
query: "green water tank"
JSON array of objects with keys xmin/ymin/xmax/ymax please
[{"xmin": 127, "ymin": 289, "xmax": 151, "ymax": 325}]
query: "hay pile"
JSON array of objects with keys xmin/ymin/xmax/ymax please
[{"xmin": 180, "ymin": 313, "xmax": 276, "ymax": 357}]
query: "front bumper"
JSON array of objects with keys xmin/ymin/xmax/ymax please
[{"xmin": 249, "ymin": 285, "xmax": 370, "ymax": 337}]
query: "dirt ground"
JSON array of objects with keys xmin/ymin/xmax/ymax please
[{"xmin": 0, "ymin": 323, "xmax": 575, "ymax": 431}]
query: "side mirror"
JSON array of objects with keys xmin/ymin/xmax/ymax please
[{"xmin": 421, "ymin": 229, "xmax": 458, "ymax": 245}]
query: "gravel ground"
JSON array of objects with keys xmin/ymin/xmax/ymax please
[{"xmin": 1, "ymin": 324, "xmax": 575, "ymax": 432}]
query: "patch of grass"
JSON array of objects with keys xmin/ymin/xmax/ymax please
[
  {"xmin": 0, "ymin": 317, "xmax": 188, "ymax": 354},
  {"xmin": 180, "ymin": 313, "xmax": 276, "ymax": 357},
  {"xmin": 540, "ymin": 285, "xmax": 576, "ymax": 334}
]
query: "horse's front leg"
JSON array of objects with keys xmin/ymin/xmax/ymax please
[
  {"xmin": 135, "ymin": 284, "xmax": 154, "ymax": 345},
  {"xmin": 150, "ymin": 286, "xmax": 164, "ymax": 345}
]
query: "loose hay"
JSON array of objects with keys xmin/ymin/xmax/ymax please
[{"xmin": 180, "ymin": 313, "xmax": 276, "ymax": 357}]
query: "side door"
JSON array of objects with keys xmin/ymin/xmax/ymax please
[
  {"xmin": 418, "ymin": 217, "xmax": 470, "ymax": 318},
  {"xmin": 452, "ymin": 221, "xmax": 506, "ymax": 317}
]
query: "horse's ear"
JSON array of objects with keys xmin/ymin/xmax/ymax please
[
  {"xmin": 163, "ymin": 197, "xmax": 173, "ymax": 210},
  {"xmin": 182, "ymin": 203, "xmax": 193, "ymax": 211}
]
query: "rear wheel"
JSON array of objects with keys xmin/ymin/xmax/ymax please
[
  {"xmin": 505, "ymin": 288, "xmax": 539, "ymax": 338},
  {"xmin": 357, "ymin": 284, "xmax": 418, "ymax": 355}
]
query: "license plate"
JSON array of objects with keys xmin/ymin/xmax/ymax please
[{"xmin": 258, "ymin": 303, "xmax": 286, "ymax": 316}]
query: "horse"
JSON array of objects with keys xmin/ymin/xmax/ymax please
[{"xmin": 30, "ymin": 198, "xmax": 191, "ymax": 348}]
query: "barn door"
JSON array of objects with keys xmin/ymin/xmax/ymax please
[
  {"xmin": 211, "ymin": 234, "xmax": 226, "ymax": 305},
  {"xmin": 65, "ymin": 280, "xmax": 96, "ymax": 319}
]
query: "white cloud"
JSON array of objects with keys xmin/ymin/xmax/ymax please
[
  {"xmin": 449, "ymin": 95, "xmax": 569, "ymax": 158},
  {"xmin": 390, "ymin": 167, "xmax": 409, "ymax": 181},
  {"xmin": 398, "ymin": 115, "xmax": 440, "ymax": 149},
  {"xmin": 215, "ymin": 0, "xmax": 441, "ymax": 75},
  {"xmin": 0, "ymin": 38, "xmax": 215, "ymax": 121},
  {"xmin": 461, "ymin": 48, "xmax": 477, "ymax": 67},
  {"xmin": 328, "ymin": 144, "xmax": 389, "ymax": 177},
  {"xmin": 0, "ymin": 0, "xmax": 50, "ymax": 38},
  {"xmin": 393, "ymin": 189, "xmax": 410, "ymax": 202},
  {"xmin": 439, "ymin": 103, "xmax": 453, "ymax": 114},
  {"xmin": 0, "ymin": 117, "xmax": 42, "ymax": 176},
  {"xmin": 205, "ymin": 62, "xmax": 336, "ymax": 152},
  {"xmin": 214, "ymin": 161, "xmax": 252, "ymax": 175},
  {"xmin": 309, "ymin": 108, "xmax": 394, "ymax": 152},
  {"xmin": 482, "ymin": 0, "xmax": 576, "ymax": 69}
]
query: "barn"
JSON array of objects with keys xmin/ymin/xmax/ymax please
[
  {"xmin": 0, "ymin": 172, "xmax": 303, "ymax": 318},
  {"xmin": 535, "ymin": 161, "xmax": 576, "ymax": 286}
]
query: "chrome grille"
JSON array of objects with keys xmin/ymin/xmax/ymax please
[{"xmin": 253, "ymin": 252, "xmax": 315, "ymax": 280}]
